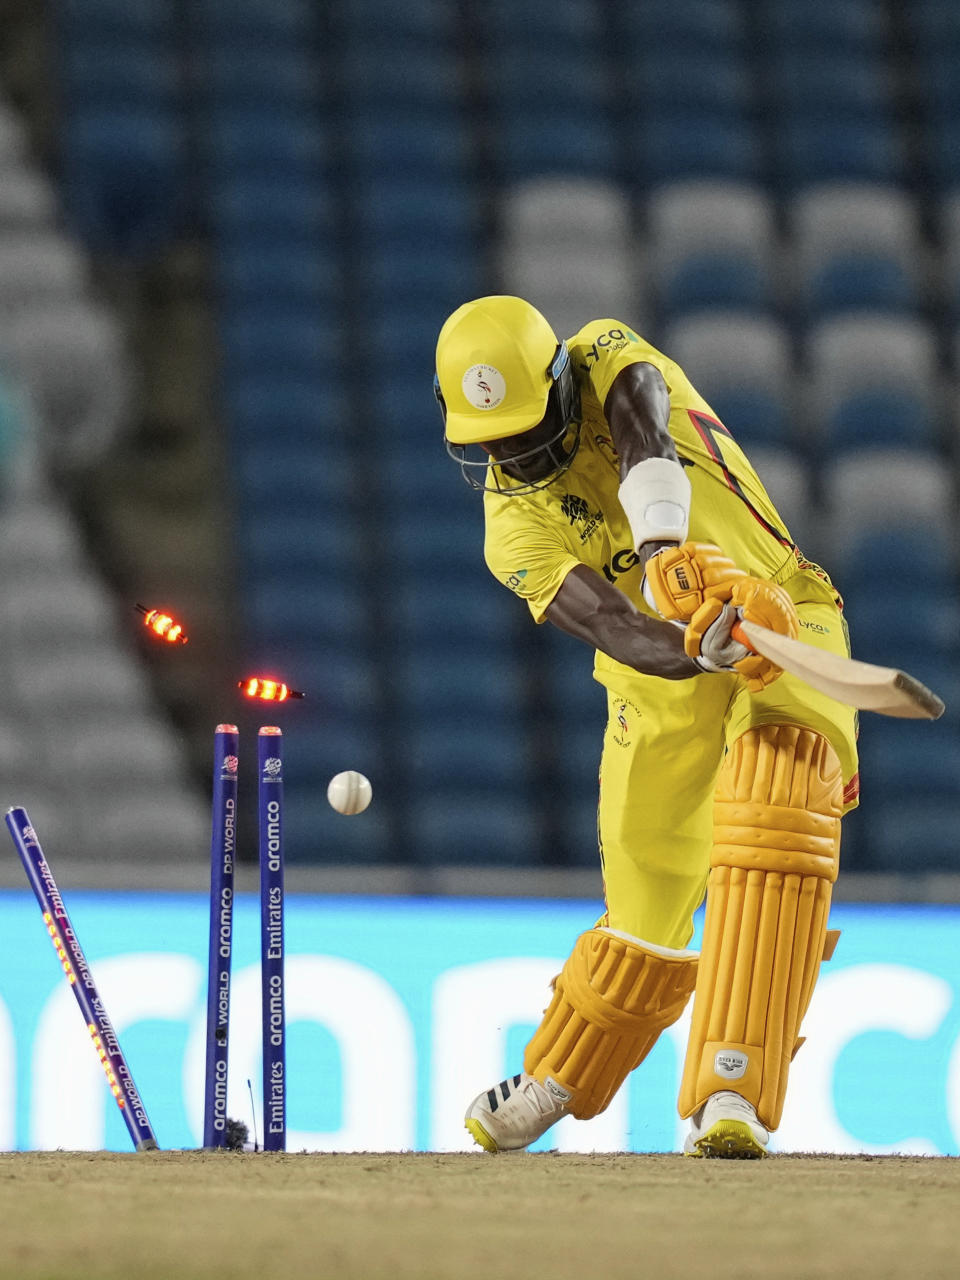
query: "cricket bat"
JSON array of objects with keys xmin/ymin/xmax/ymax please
[{"xmin": 731, "ymin": 620, "xmax": 946, "ymax": 720}]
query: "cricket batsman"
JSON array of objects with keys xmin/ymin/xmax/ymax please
[{"xmin": 433, "ymin": 296, "xmax": 859, "ymax": 1157}]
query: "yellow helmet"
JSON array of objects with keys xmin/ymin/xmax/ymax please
[{"xmin": 434, "ymin": 295, "xmax": 563, "ymax": 445}]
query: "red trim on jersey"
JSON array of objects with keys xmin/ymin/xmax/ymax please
[
  {"xmin": 685, "ymin": 410, "xmax": 794, "ymax": 549},
  {"xmin": 688, "ymin": 409, "xmax": 731, "ymax": 482}
]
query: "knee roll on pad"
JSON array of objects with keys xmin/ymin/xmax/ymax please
[
  {"xmin": 678, "ymin": 725, "xmax": 843, "ymax": 1131},
  {"xmin": 524, "ymin": 928, "xmax": 697, "ymax": 1120}
]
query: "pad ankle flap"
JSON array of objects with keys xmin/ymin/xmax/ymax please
[{"xmin": 524, "ymin": 929, "xmax": 697, "ymax": 1120}]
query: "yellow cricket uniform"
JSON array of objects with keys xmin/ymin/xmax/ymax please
[{"xmin": 483, "ymin": 319, "xmax": 859, "ymax": 949}]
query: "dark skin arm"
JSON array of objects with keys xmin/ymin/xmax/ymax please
[
  {"xmin": 605, "ymin": 360, "xmax": 679, "ymax": 570},
  {"xmin": 545, "ymin": 362, "xmax": 699, "ymax": 680},
  {"xmin": 605, "ymin": 360, "xmax": 675, "ymax": 478},
  {"xmin": 546, "ymin": 564, "xmax": 698, "ymax": 678}
]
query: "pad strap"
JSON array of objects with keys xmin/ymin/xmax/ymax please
[{"xmin": 525, "ymin": 928, "xmax": 697, "ymax": 1120}]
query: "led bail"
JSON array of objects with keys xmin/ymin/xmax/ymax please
[
  {"xmin": 238, "ymin": 678, "xmax": 305, "ymax": 702},
  {"xmin": 136, "ymin": 603, "xmax": 188, "ymax": 644}
]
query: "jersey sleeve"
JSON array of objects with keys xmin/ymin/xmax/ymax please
[
  {"xmin": 569, "ymin": 318, "xmax": 681, "ymax": 411},
  {"xmin": 483, "ymin": 497, "xmax": 581, "ymax": 623}
]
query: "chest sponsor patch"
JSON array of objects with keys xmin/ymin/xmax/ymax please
[{"xmin": 577, "ymin": 326, "xmax": 640, "ymax": 371}]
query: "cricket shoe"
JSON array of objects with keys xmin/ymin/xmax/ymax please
[
  {"xmin": 464, "ymin": 1072, "xmax": 572, "ymax": 1153},
  {"xmin": 684, "ymin": 1090, "xmax": 769, "ymax": 1159}
]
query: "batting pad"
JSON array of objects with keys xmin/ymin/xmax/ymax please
[
  {"xmin": 678, "ymin": 725, "xmax": 843, "ymax": 1130},
  {"xmin": 524, "ymin": 928, "xmax": 697, "ymax": 1120}
]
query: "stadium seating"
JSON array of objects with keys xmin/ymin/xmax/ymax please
[
  {"xmin": 907, "ymin": 1, "xmax": 960, "ymax": 190},
  {"xmin": 621, "ymin": 0, "xmax": 747, "ymax": 54},
  {"xmin": 661, "ymin": 312, "xmax": 797, "ymax": 451},
  {"xmin": 742, "ymin": 446, "xmax": 818, "ymax": 556},
  {"xmin": 479, "ymin": 0, "xmax": 620, "ymax": 183},
  {"xmin": 0, "ymin": 375, "xmax": 26, "ymax": 487},
  {"xmin": 0, "ymin": 128, "xmax": 131, "ymax": 476},
  {"xmin": 191, "ymin": 0, "xmax": 314, "ymax": 40},
  {"xmin": 497, "ymin": 177, "xmax": 643, "ymax": 340},
  {"xmin": 40, "ymin": 0, "xmax": 960, "ymax": 873},
  {"xmin": 790, "ymin": 183, "xmax": 926, "ymax": 319},
  {"xmin": 0, "ymin": 169, "xmax": 57, "ymax": 228},
  {"xmin": 0, "ymin": 98, "xmax": 29, "ymax": 165},
  {"xmin": 757, "ymin": 0, "xmax": 889, "ymax": 49},
  {"xmin": 866, "ymin": 800, "xmax": 960, "ymax": 871},
  {"xmin": 939, "ymin": 190, "xmax": 960, "ymax": 317},
  {"xmin": 836, "ymin": 525, "xmax": 956, "ymax": 590},
  {"xmin": 823, "ymin": 448, "xmax": 956, "ymax": 578},
  {"xmin": 804, "ymin": 315, "xmax": 943, "ymax": 455},
  {"xmin": 646, "ymin": 181, "xmax": 781, "ymax": 324},
  {"xmin": 842, "ymin": 588, "xmax": 960, "ymax": 667},
  {"xmin": 51, "ymin": 0, "xmax": 186, "ymax": 254}
]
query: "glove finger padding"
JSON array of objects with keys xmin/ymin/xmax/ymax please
[
  {"xmin": 684, "ymin": 599, "xmax": 751, "ymax": 670},
  {"xmin": 643, "ymin": 542, "xmax": 748, "ymax": 622},
  {"xmin": 729, "ymin": 578, "xmax": 800, "ymax": 692}
]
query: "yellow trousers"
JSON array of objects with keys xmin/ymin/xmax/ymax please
[{"xmin": 596, "ymin": 570, "xmax": 859, "ymax": 949}]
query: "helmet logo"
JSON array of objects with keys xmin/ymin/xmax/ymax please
[{"xmin": 462, "ymin": 363, "xmax": 505, "ymax": 410}]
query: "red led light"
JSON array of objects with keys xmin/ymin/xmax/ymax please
[
  {"xmin": 239, "ymin": 677, "xmax": 305, "ymax": 702},
  {"xmin": 44, "ymin": 912, "xmax": 76, "ymax": 985},
  {"xmin": 135, "ymin": 604, "xmax": 188, "ymax": 644},
  {"xmin": 88, "ymin": 1024, "xmax": 125, "ymax": 1109}
]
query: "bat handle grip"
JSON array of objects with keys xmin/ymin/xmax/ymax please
[{"xmin": 731, "ymin": 621, "xmax": 756, "ymax": 653}]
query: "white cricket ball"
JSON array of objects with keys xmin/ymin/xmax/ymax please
[{"xmin": 327, "ymin": 770, "xmax": 372, "ymax": 815}]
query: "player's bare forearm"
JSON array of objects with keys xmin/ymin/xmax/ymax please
[{"xmin": 545, "ymin": 565, "xmax": 699, "ymax": 679}]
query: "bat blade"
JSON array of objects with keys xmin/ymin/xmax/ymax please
[{"xmin": 732, "ymin": 620, "xmax": 946, "ymax": 720}]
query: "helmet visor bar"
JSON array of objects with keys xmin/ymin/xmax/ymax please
[{"xmin": 445, "ymin": 415, "xmax": 581, "ymax": 494}]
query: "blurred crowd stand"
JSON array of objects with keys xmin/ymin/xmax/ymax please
[{"xmin": 0, "ymin": 0, "xmax": 958, "ymax": 891}]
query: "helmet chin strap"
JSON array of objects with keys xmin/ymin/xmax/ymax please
[{"xmin": 498, "ymin": 425, "xmax": 581, "ymax": 486}]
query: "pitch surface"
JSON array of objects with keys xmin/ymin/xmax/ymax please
[{"xmin": 1, "ymin": 1151, "xmax": 956, "ymax": 1279}]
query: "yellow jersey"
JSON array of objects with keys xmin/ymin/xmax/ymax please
[{"xmin": 483, "ymin": 317, "xmax": 829, "ymax": 693}]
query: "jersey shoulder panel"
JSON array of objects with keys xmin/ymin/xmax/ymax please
[{"xmin": 568, "ymin": 318, "xmax": 693, "ymax": 410}]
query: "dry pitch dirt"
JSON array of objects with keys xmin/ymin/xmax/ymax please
[{"xmin": 1, "ymin": 1150, "xmax": 958, "ymax": 1280}]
